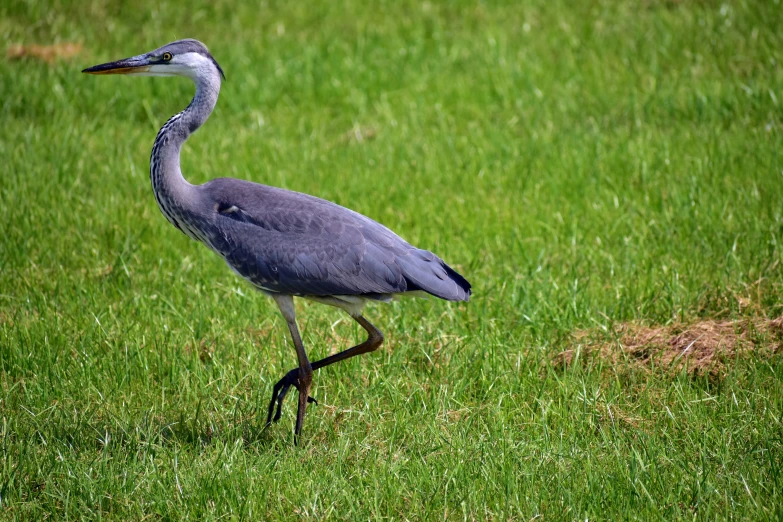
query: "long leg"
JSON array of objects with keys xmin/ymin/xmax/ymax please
[
  {"xmin": 266, "ymin": 314, "xmax": 384, "ymax": 426},
  {"xmin": 313, "ymin": 316, "xmax": 384, "ymax": 371},
  {"xmin": 270, "ymin": 294, "xmax": 313, "ymax": 443}
]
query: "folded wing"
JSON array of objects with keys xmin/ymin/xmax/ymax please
[{"xmin": 200, "ymin": 178, "xmax": 471, "ymax": 301}]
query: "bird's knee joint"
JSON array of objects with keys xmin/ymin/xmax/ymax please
[
  {"xmin": 370, "ymin": 331, "xmax": 384, "ymax": 350},
  {"xmin": 298, "ymin": 366, "xmax": 313, "ymax": 386}
]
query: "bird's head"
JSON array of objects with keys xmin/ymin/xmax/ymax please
[{"xmin": 82, "ymin": 39, "xmax": 225, "ymax": 81}]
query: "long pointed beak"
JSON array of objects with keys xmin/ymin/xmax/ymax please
[{"xmin": 82, "ymin": 55, "xmax": 150, "ymax": 75}]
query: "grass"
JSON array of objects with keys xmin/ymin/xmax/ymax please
[{"xmin": 1, "ymin": 0, "xmax": 782, "ymax": 518}]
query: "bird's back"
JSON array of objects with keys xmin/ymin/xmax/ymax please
[{"xmin": 194, "ymin": 178, "xmax": 471, "ymax": 302}]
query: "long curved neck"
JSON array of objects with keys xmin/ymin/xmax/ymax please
[{"xmin": 149, "ymin": 71, "xmax": 220, "ymax": 234}]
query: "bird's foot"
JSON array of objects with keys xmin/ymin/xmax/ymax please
[{"xmin": 266, "ymin": 368, "xmax": 317, "ymax": 426}]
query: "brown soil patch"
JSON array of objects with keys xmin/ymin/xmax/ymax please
[
  {"xmin": 7, "ymin": 43, "xmax": 82, "ymax": 63},
  {"xmin": 184, "ymin": 338, "xmax": 215, "ymax": 362},
  {"xmin": 555, "ymin": 316, "xmax": 783, "ymax": 378}
]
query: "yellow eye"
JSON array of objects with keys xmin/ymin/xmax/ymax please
[{"xmin": 162, "ymin": 52, "xmax": 172, "ymax": 61}]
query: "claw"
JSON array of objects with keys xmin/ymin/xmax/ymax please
[{"xmin": 265, "ymin": 368, "xmax": 316, "ymax": 426}]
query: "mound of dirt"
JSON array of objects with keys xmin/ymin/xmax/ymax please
[{"xmin": 555, "ymin": 316, "xmax": 783, "ymax": 377}]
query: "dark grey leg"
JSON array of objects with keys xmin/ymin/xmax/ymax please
[
  {"xmin": 266, "ymin": 314, "xmax": 384, "ymax": 427},
  {"xmin": 271, "ymin": 295, "xmax": 313, "ymax": 444}
]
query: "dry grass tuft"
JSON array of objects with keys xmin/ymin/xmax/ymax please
[
  {"xmin": 339, "ymin": 125, "xmax": 378, "ymax": 145},
  {"xmin": 7, "ymin": 42, "xmax": 82, "ymax": 63},
  {"xmin": 555, "ymin": 316, "xmax": 783, "ymax": 377}
]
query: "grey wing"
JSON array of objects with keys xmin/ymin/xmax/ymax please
[
  {"xmin": 216, "ymin": 220, "xmax": 407, "ymax": 296},
  {"xmin": 200, "ymin": 178, "xmax": 471, "ymax": 301}
]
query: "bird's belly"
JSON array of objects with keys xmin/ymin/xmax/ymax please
[
  {"xmin": 220, "ymin": 256, "xmax": 379, "ymax": 316},
  {"xmin": 302, "ymin": 295, "xmax": 371, "ymax": 317}
]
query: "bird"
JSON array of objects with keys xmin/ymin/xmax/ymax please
[{"xmin": 83, "ymin": 39, "xmax": 471, "ymax": 442}]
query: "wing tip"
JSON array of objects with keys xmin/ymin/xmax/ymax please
[
  {"xmin": 442, "ymin": 262, "xmax": 472, "ymax": 302},
  {"xmin": 403, "ymin": 257, "xmax": 472, "ymax": 302}
]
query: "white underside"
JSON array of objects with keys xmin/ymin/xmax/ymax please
[
  {"xmin": 304, "ymin": 295, "xmax": 371, "ymax": 317},
  {"xmin": 292, "ymin": 291, "xmax": 428, "ymax": 317}
]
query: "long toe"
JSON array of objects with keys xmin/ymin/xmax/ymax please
[
  {"xmin": 266, "ymin": 368, "xmax": 299, "ymax": 425},
  {"xmin": 265, "ymin": 368, "xmax": 317, "ymax": 425}
]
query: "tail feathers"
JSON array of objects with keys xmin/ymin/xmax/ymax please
[
  {"xmin": 441, "ymin": 261, "xmax": 472, "ymax": 301},
  {"xmin": 400, "ymin": 250, "xmax": 471, "ymax": 302}
]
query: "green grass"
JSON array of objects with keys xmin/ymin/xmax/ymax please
[{"xmin": 2, "ymin": 0, "xmax": 783, "ymax": 519}]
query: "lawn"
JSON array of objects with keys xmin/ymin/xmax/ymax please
[{"xmin": 1, "ymin": 0, "xmax": 782, "ymax": 519}]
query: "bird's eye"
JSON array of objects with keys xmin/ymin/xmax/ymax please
[{"xmin": 161, "ymin": 52, "xmax": 173, "ymax": 61}]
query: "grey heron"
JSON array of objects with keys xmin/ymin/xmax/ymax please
[{"xmin": 83, "ymin": 39, "xmax": 471, "ymax": 442}]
